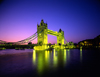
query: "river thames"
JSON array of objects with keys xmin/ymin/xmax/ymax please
[{"xmin": 0, "ymin": 49, "xmax": 100, "ymax": 77}]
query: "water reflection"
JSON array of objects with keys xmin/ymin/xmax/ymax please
[
  {"xmin": 80, "ymin": 48, "xmax": 82, "ymax": 63},
  {"xmin": 67, "ymin": 49, "xmax": 70, "ymax": 61},
  {"xmin": 37, "ymin": 51, "xmax": 44, "ymax": 74},
  {"xmin": 45, "ymin": 51, "xmax": 49, "ymax": 66},
  {"xmin": 0, "ymin": 49, "xmax": 99, "ymax": 77},
  {"xmin": 53, "ymin": 49, "xmax": 58, "ymax": 68},
  {"xmin": 64, "ymin": 49, "xmax": 67, "ymax": 66},
  {"xmin": 80, "ymin": 48, "xmax": 82, "ymax": 52},
  {"xmin": 33, "ymin": 50, "xmax": 36, "ymax": 65},
  {"xmin": 32, "ymin": 49, "xmax": 69, "ymax": 75}
]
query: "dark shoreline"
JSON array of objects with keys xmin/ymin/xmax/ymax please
[{"xmin": 0, "ymin": 44, "xmax": 100, "ymax": 50}]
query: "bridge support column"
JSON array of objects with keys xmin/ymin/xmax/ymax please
[
  {"xmin": 57, "ymin": 29, "xmax": 64, "ymax": 45},
  {"xmin": 37, "ymin": 19, "xmax": 48, "ymax": 45}
]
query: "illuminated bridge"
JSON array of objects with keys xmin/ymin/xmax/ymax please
[{"xmin": 0, "ymin": 19, "xmax": 75, "ymax": 50}]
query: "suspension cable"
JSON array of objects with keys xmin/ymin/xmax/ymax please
[
  {"xmin": 17, "ymin": 32, "xmax": 37, "ymax": 42},
  {"xmin": 17, "ymin": 27, "xmax": 45, "ymax": 44}
]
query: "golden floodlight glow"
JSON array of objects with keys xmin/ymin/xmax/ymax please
[
  {"xmin": 37, "ymin": 52, "xmax": 43, "ymax": 74},
  {"xmin": 68, "ymin": 49, "xmax": 70, "ymax": 60},
  {"xmin": 84, "ymin": 41, "xmax": 87, "ymax": 43},
  {"xmin": 37, "ymin": 20, "xmax": 64, "ymax": 46},
  {"xmin": 64, "ymin": 49, "xmax": 67, "ymax": 66},
  {"xmin": 34, "ymin": 20, "xmax": 75, "ymax": 50},
  {"xmin": 34, "ymin": 45, "xmax": 48, "ymax": 50},
  {"xmin": 80, "ymin": 50, "xmax": 82, "ymax": 63},
  {"xmin": 33, "ymin": 50, "xmax": 36, "ymax": 65},
  {"xmin": 45, "ymin": 50, "xmax": 50, "ymax": 67},
  {"xmin": 53, "ymin": 49, "xmax": 57, "ymax": 68},
  {"xmin": 80, "ymin": 46, "xmax": 82, "ymax": 51},
  {"xmin": 45, "ymin": 51, "xmax": 48, "ymax": 60},
  {"xmin": 32, "ymin": 48, "xmax": 71, "ymax": 75}
]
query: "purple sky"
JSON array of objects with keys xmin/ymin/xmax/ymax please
[{"xmin": 0, "ymin": 0, "xmax": 100, "ymax": 44}]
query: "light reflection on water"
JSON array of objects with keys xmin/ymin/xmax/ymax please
[
  {"xmin": 80, "ymin": 48, "xmax": 82, "ymax": 63},
  {"xmin": 32, "ymin": 49, "xmax": 71, "ymax": 75},
  {"xmin": 0, "ymin": 48, "xmax": 99, "ymax": 77}
]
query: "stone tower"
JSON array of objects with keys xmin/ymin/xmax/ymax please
[
  {"xmin": 37, "ymin": 19, "xmax": 48, "ymax": 45},
  {"xmin": 57, "ymin": 29, "xmax": 64, "ymax": 45}
]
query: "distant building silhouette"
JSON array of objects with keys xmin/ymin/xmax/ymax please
[{"xmin": 78, "ymin": 35, "xmax": 100, "ymax": 47}]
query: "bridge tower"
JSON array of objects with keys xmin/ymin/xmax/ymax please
[
  {"xmin": 37, "ymin": 19, "xmax": 48, "ymax": 45},
  {"xmin": 57, "ymin": 29, "xmax": 64, "ymax": 45}
]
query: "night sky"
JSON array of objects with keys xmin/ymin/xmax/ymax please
[{"xmin": 0, "ymin": 0, "xmax": 100, "ymax": 44}]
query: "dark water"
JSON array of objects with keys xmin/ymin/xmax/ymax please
[{"xmin": 0, "ymin": 49, "xmax": 100, "ymax": 77}]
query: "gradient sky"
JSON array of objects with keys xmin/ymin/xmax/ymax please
[{"xmin": 0, "ymin": 0, "xmax": 100, "ymax": 44}]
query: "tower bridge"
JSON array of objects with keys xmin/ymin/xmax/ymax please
[
  {"xmin": 0, "ymin": 19, "xmax": 75, "ymax": 50},
  {"xmin": 34, "ymin": 19, "xmax": 74, "ymax": 50},
  {"xmin": 37, "ymin": 19, "xmax": 64, "ymax": 45}
]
